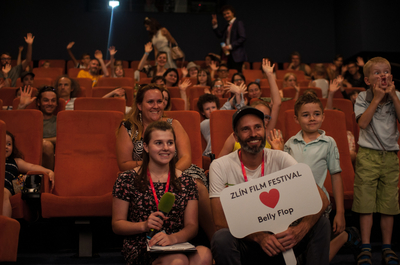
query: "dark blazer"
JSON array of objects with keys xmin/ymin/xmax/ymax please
[{"xmin": 213, "ymin": 19, "xmax": 248, "ymax": 63}]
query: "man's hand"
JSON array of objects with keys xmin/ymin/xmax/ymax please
[
  {"xmin": 222, "ymin": 45, "xmax": 229, "ymax": 54},
  {"xmin": 66, "ymin": 42, "xmax": 75, "ymax": 50},
  {"xmin": 276, "ymin": 226, "xmax": 307, "ymax": 251},
  {"xmin": 211, "ymin": 14, "xmax": 217, "ymax": 26},
  {"xmin": 24, "ymin": 33, "xmax": 35, "ymax": 45},
  {"xmin": 262, "ymin": 58, "xmax": 275, "ymax": 76},
  {"xmin": 257, "ymin": 233, "xmax": 286, "ymax": 256},
  {"xmin": 18, "ymin": 86, "xmax": 37, "ymax": 109},
  {"xmin": 144, "ymin": 42, "xmax": 153, "ymax": 53},
  {"xmin": 210, "ymin": 61, "xmax": 218, "ymax": 72},
  {"xmin": 109, "ymin": 46, "xmax": 117, "ymax": 56},
  {"xmin": 341, "ymin": 65, "xmax": 348, "ymax": 75},
  {"xmin": 2, "ymin": 64, "xmax": 11, "ymax": 76},
  {"xmin": 18, "ymin": 46, "xmax": 24, "ymax": 52},
  {"xmin": 94, "ymin": 50, "xmax": 103, "ymax": 60},
  {"xmin": 356, "ymin": 57, "xmax": 365, "ymax": 67}
]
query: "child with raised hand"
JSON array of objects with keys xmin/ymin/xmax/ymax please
[
  {"xmin": 3, "ymin": 131, "xmax": 54, "ymax": 218},
  {"xmin": 66, "ymin": 42, "xmax": 90, "ymax": 69},
  {"xmin": 284, "ymin": 93, "xmax": 361, "ymax": 262},
  {"xmin": 109, "ymin": 46, "xmax": 124, "ymax": 78},
  {"xmin": 353, "ymin": 57, "xmax": 400, "ymax": 265},
  {"xmin": 112, "ymin": 121, "xmax": 212, "ymax": 265}
]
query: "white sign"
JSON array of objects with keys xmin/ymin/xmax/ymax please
[{"xmin": 220, "ymin": 163, "xmax": 322, "ymax": 265}]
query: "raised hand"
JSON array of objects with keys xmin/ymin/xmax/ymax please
[
  {"xmin": 181, "ymin": 66, "xmax": 188, "ymax": 78},
  {"xmin": 66, "ymin": 42, "xmax": 75, "ymax": 49},
  {"xmin": 109, "ymin": 46, "xmax": 118, "ymax": 56},
  {"xmin": 2, "ymin": 64, "xmax": 11, "ymax": 75},
  {"xmin": 94, "ymin": 50, "xmax": 103, "ymax": 60},
  {"xmin": 179, "ymin": 78, "xmax": 192, "ymax": 92},
  {"xmin": 356, "ymin": 56, "xmax": 365, "ymax": 67},
  {"xmin": 18, "ymin": 46, "xmax": 24, "ymax": 52},
  {"xmin": 211, "ymin": 14, "xmax": 217, "ymax": 26},
  {"xmin": 144, "ymin": 42, "xmax": 153, "ymax": 53},
  {"xmin": 336, "ymin": 75, "xmax": 344, "ymax": 84},
  {"xmin": 294, "ymin": 84, "xmax": 300, "ymax": 92},
  {"xmin": 24, "ymin": 33, "xmax": 35, "ymax": 45},
  {"xmin": 329, "ymin": 79, "xmax": 341, "ymax": 93},
  {"xmin": 210, "ymin": 61, "xmax": 218, "ymax": 71},
  {"xmin": 262, "ymin": 58, "xmax": 275, "ymax": 76},
  {"xmin": 341, "ymin": 65, "xmax": 348, "ymax": 74},
  {"xmin": 18, "ymin": 86, "xmax": 37, "ymax": 109},
  {"xmin": 268, "ymin": 129, "xmax": 284, "ymax": 151}
]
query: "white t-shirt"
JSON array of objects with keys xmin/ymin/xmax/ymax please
[{"xmin": 209, "ymin": 148, "xmax": 297, "ymax": 198}]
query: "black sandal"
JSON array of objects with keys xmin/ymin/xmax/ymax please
[
  {"xmin": 357, "ymin": 251, "xmax": 372, "ymax": 265},
  {"xmin": 382, "ymin": 249, "xmax": 399, "ymax": 265}
]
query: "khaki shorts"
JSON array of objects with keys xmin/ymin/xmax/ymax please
[{"xmin": 352, "ymin": 147, "xmax": 399, "ymax": 215}]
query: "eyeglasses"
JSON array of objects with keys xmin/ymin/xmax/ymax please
[
  {"xmin": 218, "ymin": 69, "xmax": 228, "ymax": 72},
  {"xmin": 214, "ymin": 85, "xmax": 223, "ymax": 88},
  {"xmin": 264, "ymin": 115, "xmax": 271, "ymax": 121},
  {"xmin": 1, "ymin": 57, "xmax": 11, "ymax": 61}
]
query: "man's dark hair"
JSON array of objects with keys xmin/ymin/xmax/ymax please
[
  {"xmin": 218, "ymin": 64, "xmax": 229, "ymax": 71},
  {"xmin": 1, "ymin": 52, "xmax": 11, "ymax": 57},
  {"xmin": 348, "ymin": 90, "xmax": 361, "ymax": 98},
  {"xmin": 36, "ymin": 86, "xmax": 59, "ymax": 109},
  {"xmin": 294, "ymin": 93, "xmax": 323, "ymax": 117},
  {"xmin": 334, "ymin": 54, "xmax": 343, "ymax": 61},
  {"xmin": 231, "ymin": 73, "xmax": 246, "ymax": 84},
  {"xmin": 151, "ymin": 76, "xmax": 166, "ymax": 84},
  {"xmin": 81, "ymin": 53, "xmax": 90, "ymax": 59},
  {"xmin": 197, "ymin": 94, "xmax": 220, "ymax": 117},
  {"xmin": 221, "ymin": 5, "xmax": 235, "ymax": 15}
]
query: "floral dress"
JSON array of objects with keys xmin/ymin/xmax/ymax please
[{"xmin": 112, "ymin": 170, "xmax": 198, "ymax": 265}]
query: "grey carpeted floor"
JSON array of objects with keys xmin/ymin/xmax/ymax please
[{"xmin": 7, "ymin": 211, "xmax": 400, "ymax": 264}]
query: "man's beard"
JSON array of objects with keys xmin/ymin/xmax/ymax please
[{"xmin": 237, "ymin": 133, "xmax": 266, "ymax": 155}]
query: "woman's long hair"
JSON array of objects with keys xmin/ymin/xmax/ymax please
[
  {"xmin": 144, "ymin": 17, "xmax": 162, "ymax": 39},
  {"xmin": 6, "ymin": 131, "xmax": 24, "ymax": 159},
  {"xmin": 197, "ymin": 69, "xmax": 212, "ymax": 87},
  {"xmin": 135, "ymin": 121, "xmax": 181, "ymax": 193},
  {"xmin": 119, "ymin": 84, "xmax": 164, "ymax": 141}
]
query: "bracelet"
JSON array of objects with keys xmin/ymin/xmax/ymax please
[{"xmin": 144, "ymin": 52, "xmax": 149, "ymax": 56}]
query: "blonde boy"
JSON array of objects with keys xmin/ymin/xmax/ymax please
[{"xmin": 353, "ymin": 57, "xmax": 399, "ymax": 264}]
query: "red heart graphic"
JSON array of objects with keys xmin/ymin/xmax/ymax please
[{"xmin": 259, "ymin": 189, "xmax": 280, "ymax": 208}]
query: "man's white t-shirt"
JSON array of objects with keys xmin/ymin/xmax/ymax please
[{"xmin": 209, "ymin": 148, "xmax": 298, "ymax": 198}]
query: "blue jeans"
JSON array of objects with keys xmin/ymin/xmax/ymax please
[{"xmin": 211, "ymin": 217, "xmax": 330, "ymax": 265}]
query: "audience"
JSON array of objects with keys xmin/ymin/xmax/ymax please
[
  {"xmin": 77, "ymin": 50, "xmax": 109, "ymax": 87},
  {"xmin": 3, "ymin": 30, "xmax": 393, "ymax": 264},
  {"xmin": 112, "ymin": 121, "xmax": 212, "ymax": 265},
  {"xmin": 138, "ymin": 42, "xmax": 168, "ymax": 77},
  {"xmin": 115, "ymin": 84, "xmax": 216, "ymax": 241},
  {"xmin": 3, "ymin": 131, "xmax": 55, "ymax": 218},
  {"xmin": 0, "ymin": 33, "xmax": 34, "ymax": 87},
  {"xmin": 286, "ymin": 51, "xmax": 311, "ymax": 78},
  {"xmin": 66, "ymin": 42, "xmax": 91, "ymax": 69}
]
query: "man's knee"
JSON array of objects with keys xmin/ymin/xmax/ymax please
[
  {"xmin": 42, "ymin": 140, "xmax": 54, "ymax": 155},
  {"xmin": 211, "ymin": 228, "xmax": 237, "ymax": 251}
]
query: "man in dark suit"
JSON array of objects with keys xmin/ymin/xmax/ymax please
[{"xmin": 212, "ymin": 5, "xmax": 247, "ymax": 73}]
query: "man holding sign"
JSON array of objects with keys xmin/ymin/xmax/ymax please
[{"xmin": 209, "ymin": 106, "xmax": 330, "ymax": 264}]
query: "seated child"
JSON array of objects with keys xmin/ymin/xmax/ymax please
[
  {"xmin": 310, "ymin": 63, "xmax": 329, "ymax": 98},
  {"xmin": 197, "ymin": 94, "xmax": 220, "ymax": 156},
  {"xmin": 283, "ymin": 93, "xmax": 360, "ymax": 262},
  {"xmin": 3, "ymin": 131, "xmax": 55, "ymax": 218}
]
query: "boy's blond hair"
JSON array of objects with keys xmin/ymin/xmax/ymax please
[{"xmin": 363, "ymin": 57, "xmax": 390, "ymax": 77}]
